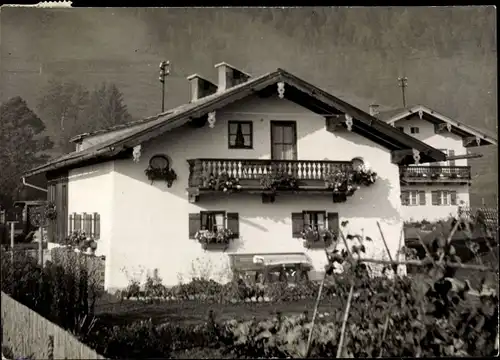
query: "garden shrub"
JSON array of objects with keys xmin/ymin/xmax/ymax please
[{"xmin": 0, "ymin": 248, "xmax": 102, "ymax": 335}]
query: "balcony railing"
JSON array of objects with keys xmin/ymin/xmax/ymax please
[
  {"xmin": 400, "ymin": 166, "xmax": 471, "ymax": 182},
  {"xmin": 187, "ymin": 158, "xmax": 353, "ymax": 189}
]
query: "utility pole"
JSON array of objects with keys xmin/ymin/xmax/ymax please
[
  {"xmin": 159, "ymin": 60, "xmax": 170, "ymax": 113},
  {"xmin": 398, "ymin": 76, "xmax": 408, "ymax": 108}
]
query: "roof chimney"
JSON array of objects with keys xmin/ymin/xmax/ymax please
[
  {"xmin": 186, "ymin": 74, "xmax": 218, "ymax": 102},
  {"xmin": 369, "ymin": 104, "xmax": 380, "ymax": 116},
  {"xmin": 214, "ymin": 62, "xmax": 251, "ymax": 92}
]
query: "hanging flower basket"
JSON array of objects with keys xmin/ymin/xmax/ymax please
[
  {"xmin": 44, "ymin": 202, "xmax": 57, "ymax": 221},
  {"xmin": 195, "ymin": 228, "xmax": 234, "ymax": 251},
  {"xmin": 203, "ymin": 171, "xmax": 242, "ymax": 192},
  {"xmin": 144, "ymin": 167, "xmax": 177, "ymax": 187}
]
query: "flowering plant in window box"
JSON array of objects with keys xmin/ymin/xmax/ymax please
[
  {"xmin": 351, "ymin": 165, "xmax": 377, "ymax": 186},
  {"xmin": 301, "ymin": 225, "xmax": 335, "ymax": 248},
  {"xmin": 195, "ymin": 228, "xmax": 234, "ymax": 250},
  {"xmin": 144, "ymin": 167, "xmax": 177, "ymax": 187},
  {"xmin": 430, "ymin": 168, "xmax": 441, "ymax": 180},
  {"xmin": 260, "ymin": 170, "xmax": 298, "ymax": 192},
  {"xmin": 203, "ymin": 171, "xmax": 242, "ymax": 192},
  {"xmin": 63, "ymin": 230, "xmax": 97, "ymax": 253}
]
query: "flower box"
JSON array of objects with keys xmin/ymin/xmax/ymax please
[
  {"xmin": 202, "ymin": 242, "xmax": 229, "ymax": 251},
  {"xmin": 303, "ymin": 238, "xmax": 333, "ymax": 249}
]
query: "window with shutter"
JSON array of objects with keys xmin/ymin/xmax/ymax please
[
  {"xmin": 291, "ymin": 212, "xmax": 304, "ymax": 238},
  {"xmin": 450, "ymin": 191, "xmax": 457, "ymax": 205},
  {"xmin": 200, "ymin": 211, "xmax": 225, "ymax": 232},
  {"xmin": 419, "ymin": 191, "xmax": 426, "ymax": 205},
  {"xmin": 188, "ymin": 213, "xmax": 201, "ymax": 239},
  {"xmin": 409, "ymin": 191, "xmax": 418, "ymax": 206},
  {"xmin": 431, "ymin": 191, "xmax": 439, "ymax": 206},
  {"xmin": 327, "ymin": 212, "xmax": 339, "ymax": 238},
  {"xmin": 401, "ymin": 191, "xmax": 410, "ymax": 206},
  {"xmin": 303, "ymin": 211, "xmax": 326, "ymax": 230},
  {"xmin": 227, "ymin": 212, "xmax": 239, "ymax": 237}
]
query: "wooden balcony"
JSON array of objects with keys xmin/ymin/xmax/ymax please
[
  {"xmin": 400, "ymin": 166, "xmax": 471, "ymax": 185},
  {"xmin": 187, "ymin": 158, "xmax": 353, "ymax": 202}
]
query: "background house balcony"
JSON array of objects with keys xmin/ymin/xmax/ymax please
[
  {"xmin": 399, "ymin": 165, "xmax": 471, "ymax": 184},
  {"xmin": 187, "ymin": 158, "xmax": 353, "ymax": 198}
]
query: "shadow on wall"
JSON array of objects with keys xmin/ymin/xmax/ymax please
[{"xmin": 69, "ymin": 163, "xmax": 113, "ymax": 182}]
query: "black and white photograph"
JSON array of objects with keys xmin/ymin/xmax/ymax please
[{"xmin": 0, "ymin": 5, "xmax": 498, "ymax": 359}]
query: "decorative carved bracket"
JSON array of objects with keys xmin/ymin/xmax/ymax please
[
  {"xmin": 412, "ymin": 149, "xmax": 421, "ymax": 165},
  {"xmin": 435, "ymin": 122, "xmax": 453, "ymax": 134},
  {"xmin": 344, "ymin": 114, "xmax": 353, "ymax": 131},
  {"xmin": 463, "ymin": 136, "xmax": 482, "ymax": 147},
  {"xmin": 207, "ymin": 111, "xmax": 216, "ymax": 128},
  {"xmin": 277, "ymin": 82, "xmax": 285, "ymax": 99},
  {"xmin": 132, "ymin": 145, "xmax": 142, "ymax": 163},
  {"xmin": 418, "ymin": 109, "xmax": 424, "ymax": 120}
]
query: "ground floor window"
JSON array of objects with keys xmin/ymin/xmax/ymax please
[
  {"xmin": 188, "ymin": 211, "xmax": 239, "ymax": 238},
  {"xmin": 291, "ymin": 211, "xmax": 339, "ymax": 238},
  {"xmin": 431, "ymin": 190, "xmax": 457, "ymax": 206},
  {"xmin": 401, "ymin": 190, "xmax": 426, "ymax": 206}
]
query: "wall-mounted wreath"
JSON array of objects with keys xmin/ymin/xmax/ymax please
[{"xmin": 144, "ymin": 154, "xmax": 177, "ymax": 187}]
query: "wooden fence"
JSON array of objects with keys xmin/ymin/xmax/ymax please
[{"xmin": 1, "ymin": 292, "xmax": 105, "ymax": 359}]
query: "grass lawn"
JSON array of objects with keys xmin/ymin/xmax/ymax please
[{"xmin": 94, "ymin": 297, "xmax": 344, "ymax": 327}]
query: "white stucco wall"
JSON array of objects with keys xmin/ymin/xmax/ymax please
[
  {"xmin": 68, "ymin": 161, "xmax": 115, "ymax": 289},
  {"xmin": 103, "ymin": 94, "xmax": 404, "ymax": 290},
  {"xmin": 393, "ymin": 115, "xmax": 468, "ymax": 166},
  {"xmin": 400, "ymin": 184, "xmax": 470, "ymax": 222}
]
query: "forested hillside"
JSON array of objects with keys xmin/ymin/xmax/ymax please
[{"xmin": 0, "ymin": 7, "xmax": 496, "ymax": 206}]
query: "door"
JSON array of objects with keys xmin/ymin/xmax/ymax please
[{"xmin": 270, "ymin": 121, "xmax": 297, "ymax": 160}]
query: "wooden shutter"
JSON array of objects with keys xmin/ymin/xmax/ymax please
[
  {"xmin": 75, "ymin": 214, "xmax": 82, "ymax": 232},
  {"xmin": 401, "ymin": 191, "xmax": 409, "ymax": 205},
  {"xmin": 431, "ymin": 191, "xmax": 439, "ymax": 206},
  {"xmin": 189, "ymin": 213, "xmax": 201, "ymax": 239},
  {"xmin": 418, "ymin": 191, "xmax": 426, "ymax": 205},
  {"xmin": 291, "ymin": 212, "xmax": 304, "ymax": 238},
  {"xmin": 93, "ymin": 213, "xmax": 101, "ymax": 239},
  {"xmin": 448, "ymin": 150, "xmax": 455, "ymax": 166},
  {"xmin": 82, "ymin": 213, "xmax": 88, "ymax": 234},
  {"xmin": 227, "ymin": 212, "xmax": 239, "ymax": 237},
  {"xmin": 450, "ymin": 191, "xmax": 457, "ymax": 205},
  {"xmin": 327, "ymin": 212, "xmax": 340, "ymax": 238}
]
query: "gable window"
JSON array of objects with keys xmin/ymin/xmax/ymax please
[
  {"xmin": 396, "ymin": 126, "xmax": 404, "ymax": 132},
  {"xmin": 401, "ymin": 190, "xmax": 426, "ymax": 206},
  {"xmin": 228, "ymin": 121, "xmax": 253, "ymax": 149},
  {"xmin": 431, "ymin": 190, "xmax": 457, "ymax": 206},
  {"xmin": 410, "ymin": 127, "xmax": 420, "ymax": 134},
  {"xmin": 291, "ymin": 211, "xmax": 339, "ymax": 238},
  {"xmin": 188, "ymin": 211, "xmax": 239, "ymax": 238}
]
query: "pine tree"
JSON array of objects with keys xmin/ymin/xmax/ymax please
[{"xmin": 0, "ymin": 97, "xmax": 53, "ymax": 207}]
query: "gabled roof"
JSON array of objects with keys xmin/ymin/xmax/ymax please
[
  {"xmin": 23, "ymin": 69, "xmax": 446, "ymax": 178},
  {"xmin": 377, "ymin": 105, "xmax": 498, "ymax": 147}
]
